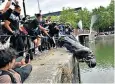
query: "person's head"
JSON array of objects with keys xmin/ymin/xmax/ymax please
[
  {"xmin": 0, "ymin": 48, "xmax": 17, "ymax": 70},
  {"xmin": 14, "ymin": 5, "xmax": 21, "ymax": 14},
  {"xmin": 35, "ymin": 13, "xmax": 42, "ymax": 21}
]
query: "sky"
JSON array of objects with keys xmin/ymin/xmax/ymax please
[{"xmin": 0, "ymin": 0, "xmax": 111, "ymax": 16}]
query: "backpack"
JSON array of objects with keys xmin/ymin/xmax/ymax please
[{"xmin": 0, "ymin": 70, "xmax": 17, "ymax": 83}]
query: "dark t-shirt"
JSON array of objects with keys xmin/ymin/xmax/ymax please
[
  {"xmin": 28, "ymin": 19, "xmax": 44, "ymax": 36},
  {"xmin": 29, "ymin": 19, "xmax": 40, "ymax": 29},
  {"xmin": 29, "ymin": 19, "xmax": 45, "ymax": 29},
  {"xmin": 0, "ymin": 12, "xmax": 3, "ymax": 20},
  {"xmin": 3, "ymin": 8, "xmax": 20, "ymax": 31}
]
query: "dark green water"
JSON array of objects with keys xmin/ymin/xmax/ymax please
[{"xmin": 80, "ymin": 35, "xmax": 114, "ymax": 83}]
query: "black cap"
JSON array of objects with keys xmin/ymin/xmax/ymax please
[
  {"xmin": 12, "ymin": 2, "xmax": 20, "ymax": 8},
  {"xmin": 35, "ymin": 13, "xmax": 41, "ymax": 17}
]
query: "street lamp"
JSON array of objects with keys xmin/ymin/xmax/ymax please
[
  {"xmin": 37, "ymin": 0, "xmax": 41, "ymax": 13},
  {"xmin": 23, "ymin": 0, "xmax": 27, "ymax": 18}
]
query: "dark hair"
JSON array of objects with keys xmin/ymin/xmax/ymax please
[
  {"xmin": 12, "ymin": 2, "xmax": 20, "ymax": 9},
  {"xmin": 35, "ymin": 13, "xmax": 41, "ymax": 17},
  {"xmin": 0, "ymin": 48, "xmax": 17, "ymax": 68},
  {"xmin": 15, "ymin": 5, "xmax": 20, "ymax": 9}
]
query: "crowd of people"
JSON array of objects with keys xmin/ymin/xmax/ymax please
[{"xmin": 0, "ymin": 0, "xmax": 73, "ymax": 83}]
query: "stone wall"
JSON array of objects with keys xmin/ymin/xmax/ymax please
[
  {"xmin": 24, "ymin": 48, "xmax": 80, "ymax": 83},
  {"xmin": 96, "ymin": 34, "xmax": 114, "ymax": 40}
]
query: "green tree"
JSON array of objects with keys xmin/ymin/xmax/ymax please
[
  {"xmin": 59, "ymin": 7, "xmax": 91, "ymax": 29},
  {"xmin": 92, "ymin": 0, "xmax": 114, "ymax": 31},
  {"xmin": 50, "ymin": 16, "xmax": 59, "ymax": 21},
  {"xmin": 45, "ymin": 0, "xmax": 114, "ymax": 32},
  {"xmin": 77, "ymin": 8, "xmax": 91, "ymax": 29},
  {"xmin": 59, "ymin": 7, "xmax": 78, "ymax": 28}
]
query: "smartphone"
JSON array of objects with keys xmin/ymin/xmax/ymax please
[{"xmin": 25, "ymin": 54, "xmax": 30, "ymax": 64}]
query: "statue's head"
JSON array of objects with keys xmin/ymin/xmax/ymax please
[{"xmin": 74, "ymin": 50, "xmax": 96, "ymax": 68}]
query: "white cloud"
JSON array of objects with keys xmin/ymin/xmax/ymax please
[{"xmin": 0, "ymin": 0, "xmax": 111, "ymax": 16}]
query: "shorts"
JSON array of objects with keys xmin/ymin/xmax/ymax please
[{"xmin": 28, "ymin": 29, "xmax": 41, "ymax": 41}]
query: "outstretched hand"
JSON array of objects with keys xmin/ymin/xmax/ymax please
[{"xmin": 12, "ymin": 30, "xmax": 20, "ymax": 36}]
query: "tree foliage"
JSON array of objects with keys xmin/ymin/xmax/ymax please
[
  {"xmin": 77, "ymin": 8, "xmax": 91, "ymax": 29},
  {"xmin": 92, "ymin": 1, "xmax": 114, "ymax": 31},
  {"xmin": 50, "ymin": 16, "xmax": 59, "ymax": 21},
  {"xmin": 59, "ymin": 7, "xmax": 78, "ymax": 28},
  {"xmin": 59, "ymin": 0, "xmax": 114, "ymax": 31}
]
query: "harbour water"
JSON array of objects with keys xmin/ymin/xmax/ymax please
[{"xmin": 80, "ymin": 35, "xmax": 114, "ymax": 83}]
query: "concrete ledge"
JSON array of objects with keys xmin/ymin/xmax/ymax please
[
  {"xmin": 96, "ymin": 34, "xmax": 114, "ymax": 40},
  {"xmin": 24, "ymin": 48, "xmax": 79, "ymax": 83}
]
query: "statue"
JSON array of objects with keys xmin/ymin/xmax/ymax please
[{"xmin": 58, "ymin": 35, "xmax": 96, "ymax": 68}]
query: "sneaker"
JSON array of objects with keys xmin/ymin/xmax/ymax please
[
  {"xmin": 35, "ymin": 50, "xmax": 41, "ymax": 56},
  {"xmin": 35, "ymin": 50, "xmax": 39, "ymax": 55}
]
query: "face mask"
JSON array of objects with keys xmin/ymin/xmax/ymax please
[{"xmin": 13, "ymin": 11, "xmax": 20, "ymax": 16}]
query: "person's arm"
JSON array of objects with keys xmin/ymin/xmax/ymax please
[
  {"xmin": 4, "ymin": 20, "xmax": 13, "ymax": 33},
  {"xmin": 39, "ymin": 25, "xmax": 49, "ymax": 36},
  {"xmin": 2, "ymin": 0, "xmax": 11, "ymax": 13},
  {"xmin": 14, "ymin": 57, "xmax": 30, "ymax": 68},
  {"xmin": 55, "ymin": 26, "xmax": 59, "ymax": 30}
]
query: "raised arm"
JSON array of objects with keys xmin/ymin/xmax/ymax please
[
  {"xmin": 39, "ymin": 25, "xmax": 49, "ymax": 36},
  {"xmin": 2, "ymin": 0, "xmax": 11, "ymax": 13}
]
